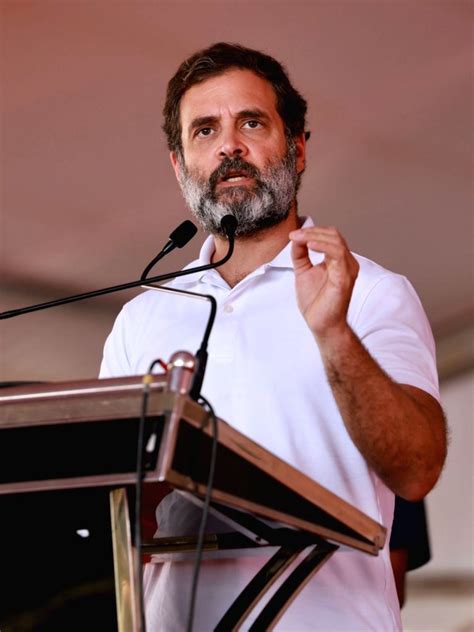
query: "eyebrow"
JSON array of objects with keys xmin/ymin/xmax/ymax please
[
  {"xmin": 187, "ymin": 108, "xmax": 271, "ymax": 135},
  {"xmin": 188, "ymin": 115, "xmax": 218, "ymax": 134},
  {"xmin": 237, "ymin": 108, "xmax": 270, "ymax": 122}
]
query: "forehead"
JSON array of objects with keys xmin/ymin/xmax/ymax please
[{"xmin": 179, "ymin": 68, "xmax": 283, "ymax": 129}]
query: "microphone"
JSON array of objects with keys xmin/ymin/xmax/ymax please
[
  {"xmin": 219, "ymin": 214, "xmax": 237, "ymax": 239},
  {"xmin": 140, "ymin": 220, "xmax": 197, "ymax": 281},
  {"xmin": 0, "ymin": 215, "xmax": 237, "ymax": 320}
]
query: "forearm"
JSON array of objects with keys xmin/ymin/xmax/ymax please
[{"xmin": 316, "ymin": 324, "xmax": 447, "ymax": 500}]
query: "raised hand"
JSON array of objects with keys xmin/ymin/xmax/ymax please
[{"xmin": 289, "ymin": 226, "xmax": 359, "ymax": 340}]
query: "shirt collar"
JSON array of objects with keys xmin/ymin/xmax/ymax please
[
  {"xmin": 172, "ymin": 215, "xmax": 322, "ymax": 286},
  {"xmin": 267, "ymin": 216, "xmax": 322, "ymax": 269}
]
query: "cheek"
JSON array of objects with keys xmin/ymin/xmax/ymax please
[
  {"xmin": 180, "ymin": 162, "xmax": 216, "ymax": 191},
  {"xmin": 255, "ymin": 139, "xmax": 287, "ymax": 163},
  {"xmin": 183, "ymin": 149, "xmax": 215, "ymax": 177}
]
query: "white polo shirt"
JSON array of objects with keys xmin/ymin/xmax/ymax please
[{"xmin": 100, "ymin": 217, "xmax": 439, "ymax": 631}]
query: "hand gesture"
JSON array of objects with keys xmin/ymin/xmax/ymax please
[{"xmin": 289, "ymin": 226, "xmax": 359, "ymax": 341}]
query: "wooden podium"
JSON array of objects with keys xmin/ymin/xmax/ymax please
[{"xmin": 0, "ymin": 353, "xmax": 386, "ymax": 631}]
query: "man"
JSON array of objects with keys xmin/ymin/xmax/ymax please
[{"xmin": 100, "ymin": 43, "xmax": 446, "ymax": 630}]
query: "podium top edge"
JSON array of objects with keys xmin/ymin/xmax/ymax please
[{"xmin": 0, "ymin": 374, "xmax": 168, "ymax": 403}]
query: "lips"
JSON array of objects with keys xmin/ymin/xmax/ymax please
[
  {"xmin": 209, "ymin": 158, "xmax": 260, "ymax": 192},
  {"xmin": 218, "ymin": 170, "xmax": 253, "ymax": 184}
]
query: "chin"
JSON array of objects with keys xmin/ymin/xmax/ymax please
[{"xmin": 217, "ymin": 184, "xmax": 256, "ymax": 199}]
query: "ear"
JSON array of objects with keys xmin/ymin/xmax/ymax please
[
  {"xmin": 294, "ymin": 133, "xmax": 306, "ymax": 174},
  {"xmin": 170, "ymin": 151, "xmax": 181, "ymax": 181}
]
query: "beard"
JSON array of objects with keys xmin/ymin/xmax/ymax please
[{"xmin": 176, "ymin": 139, "xmax": 300, "ymax": 238}]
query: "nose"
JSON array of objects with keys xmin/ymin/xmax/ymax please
[{"xmin": 217, "ymin": 127, "xmax": 248, "ymax": 160}]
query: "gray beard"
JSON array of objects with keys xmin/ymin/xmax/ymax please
[{"xmin": 176, "ymin": 141, "xmax": 300, "ymax": 238}]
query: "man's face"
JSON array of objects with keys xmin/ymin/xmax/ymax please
[{"xmin": 170, "ymin": 69, "xmax": 305, "ymax": 237}]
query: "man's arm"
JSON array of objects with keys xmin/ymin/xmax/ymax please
[{"xmin": 289, "ymin": 225, "xmax": 447, "ymax": 501}]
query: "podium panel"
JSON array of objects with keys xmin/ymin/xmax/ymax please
[{"xmin": 0, "ymin": 374, "xmax": 386, "ymax": 554}]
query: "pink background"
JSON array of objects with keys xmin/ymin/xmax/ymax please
[{"xmin": 1, "ymin": 1, "xmax": 472, "ymax": 382}]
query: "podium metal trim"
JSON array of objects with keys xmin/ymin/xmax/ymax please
[{"xmin": 110, "ymin": 488, "xmax": 140, "ymax": 632}]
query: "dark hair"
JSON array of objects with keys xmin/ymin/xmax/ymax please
[{"xmin": 163, "ymin": 42, "xmax": 309, "ymax": 155}]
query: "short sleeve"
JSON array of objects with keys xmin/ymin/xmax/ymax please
[
  {"xmin": 352, "ymin": 273, "xmax": 440, "ymax": 401},
  {"xmin": 99, "ymin": 307, "xmax": 134, "ymax": 378}
]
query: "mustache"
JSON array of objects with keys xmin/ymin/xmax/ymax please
[{"xmin": 208, "ymin": 157, "xmax": 261, "ymax": 191}]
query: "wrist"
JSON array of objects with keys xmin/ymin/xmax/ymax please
[{"xmin": 313, "ymin": 322, "xmax": 354, "ymax": 354}]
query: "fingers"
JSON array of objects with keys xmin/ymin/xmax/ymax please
[
  {"xmin": 290, "ymin": 226, "xmax": 359, "ymax": 281},
  {"xmin": 290, "ymin": 238, "xmax": 313, "ymax": 272},
  {"xmin": 289, "ymin": 226, "xmax": 349, "ymax": 260}
]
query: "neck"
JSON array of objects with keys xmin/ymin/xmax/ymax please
[{"xmin": 212, "ymin": 207, "xmax": 301, "ymax": 287}]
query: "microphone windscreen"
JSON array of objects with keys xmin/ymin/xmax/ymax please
[
  {"xmin": 220, "ymin": 214, "xmax": 238, "ymax": 237},
  {"xmin": 169, "ymin": 220, "xmax": 198, "ymax": 248}
]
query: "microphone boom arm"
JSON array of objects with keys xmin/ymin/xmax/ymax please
[{"xmin": 0, "ymin": 231, "xmax": 235, "ymax": 320}]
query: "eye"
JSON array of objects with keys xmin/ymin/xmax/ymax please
[
  {"xmin": 243, "ymin": 120, "xmax": 261, "ymax": 129},
  {"xmin": 195, "ymin": 127, "xmax": 213, "ymax": 138}
]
